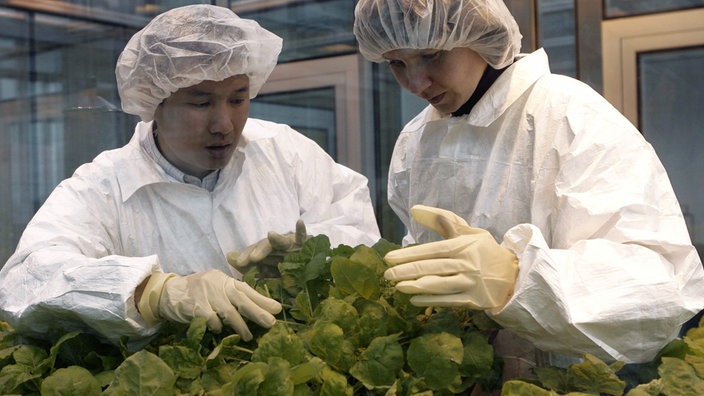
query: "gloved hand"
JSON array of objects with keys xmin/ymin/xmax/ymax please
[
  {"xmin": 227, "ymin": 219, "xmax": 310, "ymax": 270},
  {"xmin": 384, "ymin": 205, "xmax": 518, "ymax": 311},
  {"xmin": 137, "ymin": 269, "xmax": 282, "ymax": 341}
]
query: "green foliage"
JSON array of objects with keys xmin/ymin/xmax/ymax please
[
  {"xmin": 5, "ymin": 235, "xmax": 700, "ymax": 395},
  {"xmin": 41, "ymin": 366, "xmax": 102, "ymax": 396},
  {"xmin": 246, "ymin": 235, "xmax": 503, "ymax": 394},
  {"xmin": 407, "ymin": 332, "xmax": 464, "ymax": 390},
  {"xmin": 0, "ymin": 236, "xmax": 502, "ymax": 395},
  {"xmin": 504, "ymin": 314, "xmax": 704, "ymax": 396}
]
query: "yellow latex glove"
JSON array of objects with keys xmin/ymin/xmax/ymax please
[
  {"xmin": 137, "ymin": 269, "xmax": 282, "ymax": 341},
  {"xmin": 227, "ymin": 219, "xmax": 310, "ymax": 270},
  {"xmin": 384, "ymin": 205, "xmax": 518, "ymax": 311}
]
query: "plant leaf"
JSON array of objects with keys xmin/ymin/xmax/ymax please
[
  {"xmin": 407, "ymin": 332, "xmax": 464, "ymax": 391},
  {"xmin": 231, "ymin": 361, "xmax": 267, "ymax": 394},
  {"xmin": 159, "ymin": 344, "xmax": 204, "ymax": 380},
  {"xmin": 658, "ymin": 356, "xmax": 704, "ymax": 395},
  {"xmin": 354, "ymin": 299, "xmax": 388, "ymax": 346},
  {"xmin": 0, "ymin": 363, "xmax": 42, "ymax": 394},
  {"xmin": 289, "ymin": 356, "xmax": 326, "ymax": 385},
  {"xmin": 260, "ymin": 357, "xmax": 294, "ymax": 396},
  {"xmin": 252, "ymin": 322, "xmax": 307, "ymax": 366},
  {"xmin": 460, "ymin": 331, "xmax": 494, "ymax": 380},
  {"xmin": 318, "ymin": 366, "xmax": 354, "ymax": 396},
  {"xmin": 569, "ymin": 354, "xmax": 625, "ymax": 396},
  {"xmin": 313, "ymin": 297, "xmax": 359, "ymax": 336},
  {"xmin": 349, "ymin": 333, "xmax": 404, "ymax": 388},
  {"xmin": 307, "ymin": 322, "xmax": 356, "ymax": 372},
  {"xmin": 40, "ymin": 366, "xmax": 101, "ymax": 396},
  {"xmin": 501, "ymin": 380, "xmax": 558, "ymax": 395},
  {"xmin": 330, "ymin": 256, "xmax": 379, "ymax": 300},
  {"xmin": 103, "ymin": 350, "xmax": 176, "ymax": 396}
]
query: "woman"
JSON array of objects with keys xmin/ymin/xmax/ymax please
[{"xmin": 353, "ymin": 0, "xmax": 704, "ymax": 376}]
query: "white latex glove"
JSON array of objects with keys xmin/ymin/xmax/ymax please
[
  {"xmin": 137, "ymin": 269, "xmax": 282, "ymax": 341},
  {"xmin": 227, "ymin": 219, "xmax": 310, "ymax": 269},
  {"xmin": 384, "ymin": 205, "xmax": 518, "ymax": 311}
]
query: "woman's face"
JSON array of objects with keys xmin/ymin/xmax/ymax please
[
  {"xmin": 153, "ymin": 75, "xmax": 250, "ymax": 179},
  {"xmin": 383, "ymin": 47, "xmax": 488, "ymax": 115}
]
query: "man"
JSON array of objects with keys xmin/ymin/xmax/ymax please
[{"xmin": 0, "ymin": 4, "xmax": 380, "ymax": 348}]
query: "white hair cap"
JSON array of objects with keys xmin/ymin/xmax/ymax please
[
  {"xmin": 353, "ymin": 0, "xmax": 521, "ymax": 69},
  {"xmin": 116, "ymin": 4, "xmax": 282, "ymax": 122}
]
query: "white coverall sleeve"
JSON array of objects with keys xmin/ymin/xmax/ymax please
[
  {"xmin": 287, "ymin": 130, "xmax": 381, "ymax": 247},
  {"xmin": 0, "ymin": 173, "xmax": 161, "ymax": 347},
  {"xmin": 490, "ymin": 87, "xmax": 704, "ymax": 364}
]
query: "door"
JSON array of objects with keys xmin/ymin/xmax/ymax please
[{"xmin": 602, "ymin": 8, "xmax": 704, "ymax": 253}]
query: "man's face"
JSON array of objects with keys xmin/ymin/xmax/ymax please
[{"xmin": 153, "ymin": 75, "xmax": 250, "ymax": 179}]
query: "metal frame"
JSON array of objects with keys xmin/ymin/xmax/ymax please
[
  {"xmin": 602, "ymin": 7, "xmax": 704, "ymax": 126},
  {"xmin": 259, "ymin": 53, "xmax": 364, "ymax": 172}
]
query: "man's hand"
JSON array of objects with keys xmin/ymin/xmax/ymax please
[
  {"xmin": 227, "ymin": 220, "xmax": 310, "ymax": 274},
  {"xmin": 384, "ymin": 205, "xmax": 518, "ymax": 311},
  {"xmin": 137, "ymin": 269, "xmax": 282, "ymax": 341}
]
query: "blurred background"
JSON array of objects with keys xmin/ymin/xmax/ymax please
[{"xmin": 0, "ymin": 0, "xmax": 702, "ymax": 263}]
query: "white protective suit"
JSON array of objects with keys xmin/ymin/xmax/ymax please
[
  {"xmin": 388, "ymin": 48, "xmax": 704, "ymax": 364},
  {"xmin": 0, "ymin": 118, "xmax": 380, "ymax": 346}
]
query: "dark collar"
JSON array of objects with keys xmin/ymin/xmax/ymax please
[{"xmin": 451, "ymin": 64, "xmax": 509, "ymax": 117}]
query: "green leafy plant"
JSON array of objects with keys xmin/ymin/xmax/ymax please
[
  {"xmin": 238, "ymin": 235, "xmax": 503, "ymax": 394},
  {"xmin": 4, "ymin": 235, "xmax": 700, "ymax": 395},
  {"xmin": 0, "ymin": 236, "xmax": 503, "ymax": 395},
  {"xmin": 502, "ymin": 317, "xmax": 704, "ymax": 396}
]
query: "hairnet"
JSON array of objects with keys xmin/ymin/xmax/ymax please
[
  {"xmin": 353, "ymin": 0, "xmax": 521, "ymax": 69},
  {"xmin": 116, "ymin": 4, "xmax": 282, "ymax": 122}
]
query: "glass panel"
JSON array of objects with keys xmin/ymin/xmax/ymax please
[
  {"xmin": 249, "ymin": 87, "xmax": 337, "ymax": 158},
  {"xmin": 537, "ymin": 0, "xmax": 576, "ymax": 77},
  {"xmin": 0, "ymin": 9, "xmax": 137, "ymax": 262},
  {"xmin": 639, "ymin": 46, "xmax": 704, "ymax": 252},
  {"xmin": 232, "ymin": 0, "xmax": 356, "ymax": 63},
  {"xmin": 0, "ymin": 7, "xmax": 31, "ymax": 260},
  {"xmin": 31, "ymin": 13, "xmax": 135, "ymax": 184},
  {"xmin": 605, "ymin": 0, "xmax": 704, "ymax": 18}
]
